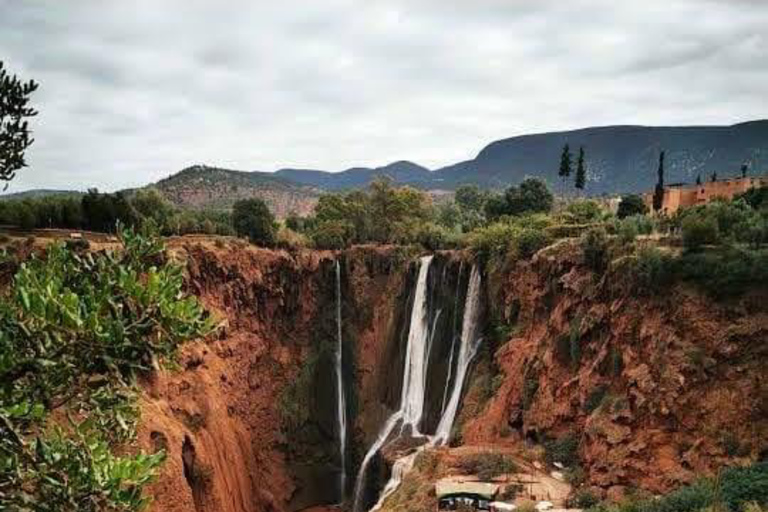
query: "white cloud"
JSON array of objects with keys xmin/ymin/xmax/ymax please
[{"xmin": 0, "ymin": 0, "xmax": 766, "ymax": 192}]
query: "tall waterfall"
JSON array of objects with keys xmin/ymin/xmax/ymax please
[
  {"xmin": 353, "ymin": 255, "xmax": 433, "ymax": 512},
  {"xmin": 354, "ymin": 259, "xmax": 483, "ymax": 512},
  {"xmin": 335, "ymin": 261, "xmax": 348, "ymax": 501},
  {"xmin": 433, "ymin": 265, "xmax": 482, "ymax": 444},
  {"xmin": 399, "ymin": 255, "xmax": 435, "ymax": 431}
]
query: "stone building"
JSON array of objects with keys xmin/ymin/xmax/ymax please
[{"xmin": 642, "ymin": 174, "xmax": 768, "ymax": 215}]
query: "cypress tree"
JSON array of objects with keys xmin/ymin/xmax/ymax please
[
  {"xmin": 696, "ymin": 174, "xmax": 702, "ymax": 186},
  {"xmin": 652, "ymin": 151, "xmax": 665, "ymax": 212},
  {"xmin": 741, "ymin": 163, "xmax": 748, "ymax": 178},
  {"xmin": 711, "ymin": 172, "xmax": 718, "ymax": 182},
  {"xmin": 558, "ymin": 144, "xmax": 572, "ymax": 191},
  {"xmin": 575, "ymin": 146, "xmax": 587, "ymax": 191}
]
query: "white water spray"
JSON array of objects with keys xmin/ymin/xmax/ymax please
[
  {"xmin": 434, "ymin": 265, "xmax": 482, "ymax": 444},
  {"xmin": 353, "ymin": 256, "xmax": 434, "ymax": 512},
  {"xmin": 371, "ymin": 265, "xmax": 483, "ymax": 510},
  {"xmin": 355, "ymin": 259, "xmax": 483, "ymax": 512},
  {"xmin": 335, "ymin": 261, "xmax": 348, "ymax": 501}
]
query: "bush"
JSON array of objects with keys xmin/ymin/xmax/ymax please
[
  {"xmin": 233, "ymin": 198, "xmax": 277, "ymax": 246},
  {"xmin": 617, "ymin": 195, "xmax": 649, "ymax": 219},
  {"xmin": 681, "ymin": 214, "xmax": 720, "ymax": 251},
  {"xmin": 570, "ymin": 489, "xmax": 600, "ymax": 509},
  {"xmin": 720, "ymin": 461, "xmax": 768, "ymax": 510},
  {"xmin": 275, "ymin": 226, "xmax": 312, "ymax": 250},
  {"xmin": 0, "ymin": 228, "xmax": 212, "ymax": 510},
  {"xmin": 544, "ymin": 433, "xmax": 580, "ymax": 467},
  {"xmin": 455, "ymin": 453, "xmax": 517, "ymax": 481},
  {"xmin": 311, "ymin": 219, "xmax": 355, "ymax": 249},
  {"xmin": 467, "ymin": 222, "xmax": 521, "ymax": 259},
  {"xmin": 515, "ymin": 227, "xmax": 551, "ymax": 259},
  {"xmin": 416, "ymin": 222, "xmax": 451, "ymax": 250},
  {"xmin": 564, "ymin": 200, "xmax": 605, "ymax": 224},
  {"xmin": 581, "ymin": 227, "xmax": 609, "ymax": 273},
  {"xmin": 677, "ymin": 248, "xmax": 768, "ymax": 298},
  {"xmin": 633, "ymin": 247, "xmax": 676, "ymax": 294}
]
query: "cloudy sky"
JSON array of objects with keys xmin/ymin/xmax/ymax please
[{"xmin": 1, "ymin": 0, "xmax": 767, "ymax": 192}]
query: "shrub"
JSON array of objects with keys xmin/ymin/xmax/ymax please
[
  {"xmin": 275, "ymin": 226, "xmax": 312, "ymax": 250},
  {"xmin": 232, "ymin": 198, "xmax": 277, "ymax": 246},
  {"xmin": 467, "ymin": 222, "xmax": 520, "ymax": 259},
  {"xmin": 312, "ymin": 219, "xmax": 354, "ymax": 249},
  {"xmin": 544, "ymin": 433, "xmax": 580, "ymax": 467},
  {"xmin": 515, "ymin": 227, "xmax": 551, "ymax": 259},
  {"xmin": 581, "ymin": 227, "xmax": 609, "ymax": 273},
  {"xmin": 617, "ymin": 219, "xmax": 638, "ymax": 245},
  {"xmin": 416, "ymin": 222, "xmax": 451, "ymax": 250},
  {"xmin": 677, "ymin": 248, "xmax": 768, "ymax": 298},
  {"xmin": 633, "ymin": 247, "xmax": 676, "ymax": 294},
  {"xmin": 455, "ymin": 453, "xmax": 517, "ymax": 481},
  {"xmin": 522, "ymin": 373, "xmax": 539, "ymax": 411},
  {"xmin": 682, "ymin": 214, "xmax": 720, "ymax": 252},
  {"xmin": 617, "ymin": 195, "xmax": 649, "ymax": 219},
  {"xmin": 720, "ymin": 461, "xmax": 768, "ymax": 511},
  {"xmin": 564, "ymin": 200, "xmax": 605, "ymax": 224},
  {"xmin": 570, "ymin": 489, "xmax": 600, "ymax": 509},
  {"xmin": 0, "ymin": 228, "xmax": 212, "ymax": 510}
]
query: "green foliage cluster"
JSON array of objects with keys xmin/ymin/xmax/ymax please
[
  {"xmin": 484, "ymin": 178, "xmax": 554, "ymax": 221},
  {"xmin": 677, "ymin": 199, "xmax": 767, "ymax": 251},
  {"xmin": 543, "ymin": 432, "xmax": 580, "ymax": 467},
  {"xmin": 455, "ymin": 452, "xmax": 517, "ymax": 481},
  {"xmin": 0, "ymin": 188, "xmax": 235, "ymax": 236},
  {"xmin": 628, "ymin": 245, "xmax": 768, "ymax": 298},
  {"xmin": 587, "ymin": 461, "xmax": 768, "ymax": 512},
  {"xmin": 617, "ymin": 195, "xmax": 649, "ymax": 219},
  {"xmin": 0, "ymin": 227, "xmax": 213, "ymax": 511},
  {"xmin": 232, "ymin": 198, "xmax": 277, "ymax": 246},
  {"xmin": 581, "ymin": 227, "xmax": 609, "ymax": 273},
  {"xmin": 1, "ymin": 60, "xmax": 38, "ymax": 184}
]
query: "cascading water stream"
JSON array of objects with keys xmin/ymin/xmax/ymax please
[
  {"xmin": 354, "ymin": 259, "xmax": 483, "ymax": 512},
  {"xmin": 335, "ymin": 261, "xmax": 348, "ymax": 501},
  {"xmin": 433, "ymin": 265, "xmax": 482, "ymax": 444},
  {"xmin": 352, "ymin": 255, "xmax": 434, "ymax": 512}
]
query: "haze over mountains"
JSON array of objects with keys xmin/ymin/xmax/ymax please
[{"xmin": 4, "ymin": 120, "xmax": 767, "ymax": 214}]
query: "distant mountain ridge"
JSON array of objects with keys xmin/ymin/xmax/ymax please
[
  {"xmin": 5, "ymin": 120, "xmax": 767, "ymax": 212},
  {"xmin": 271, "ymin": 120, "xmax": 768, "ymax": 194}
]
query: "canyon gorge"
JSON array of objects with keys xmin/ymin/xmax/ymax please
[{"xmin": 134, "ymin": 239, "xmax": 767, "ymax": 512}]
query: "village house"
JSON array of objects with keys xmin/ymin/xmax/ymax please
[{"xmin": 642, "ymin": 174, "xmax": 768, "ymax": 215}]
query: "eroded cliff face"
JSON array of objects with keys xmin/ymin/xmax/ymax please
[
  {"xmin": 137, "ymin": 240, "xmax": 767, "ymax": 512},
  {"xmin": 136, "ymin": 242, "xmax": 454, "ymax": 512},
  {"xmin": 462, "ymin": 241, "xmax": 768, "ymax": 498}
]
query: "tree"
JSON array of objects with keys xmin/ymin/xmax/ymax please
[
  {"xmin": 505, "ymin": 178, "xmax": 554, "ymax": 215},
  {"xmin": 741, "ymin": 163, "xmax": 748, "ymax": 178},
  {"xmin": 574, "ymin": 146, "xmax": 586, "ymax": 192},
  {"xmin": 711, "ymin": 172, "xmax": 718, "ymax": 183},
  {"xmin": 558, "ymin": 144, "xmax": 572, "ymax": 191},
  {"xmin": 617, "ymin": 194, "xmax": 649, "ymax": 219},
  {"xmin": 696, "ymin": 174, "xmax": 702, "ymax": 186},
  {"xmin": 232, "ymin": 198, "xmax": 277, "ymax": 246},
  {"xmin": 653, "ymin": 151, "xmax": 665, "ymax": 212},
  {"xmin": 1, "ymin": 61, "xmax": 39, "ymax": 186},
  {"xmin": 455, "ymin": 184, "xmax": 485, "ymax": 212}
]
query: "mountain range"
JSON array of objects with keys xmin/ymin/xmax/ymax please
[{"xmin": 3, "ymin": 120, "xmax": 766, "ymax": 214}]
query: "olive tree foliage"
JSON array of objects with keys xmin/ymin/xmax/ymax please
[
  {"xmin": 0, "ymin": 61, "xmax": 38, "ymax": 186},
  {"xmin": 0, "ymin": 228, "xmax": 213, "ymax": 511}
]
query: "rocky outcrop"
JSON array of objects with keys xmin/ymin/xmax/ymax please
[{"xmin": 462, "ymin": 241, "xmax": 768, "ymax": 497}]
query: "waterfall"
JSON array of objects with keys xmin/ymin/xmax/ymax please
[
  {"xmin": 440, "ymin": 261, "xmax": 464, "ymax": 415},
  {"xmin": 354, "ymin": 258, "xmax": 483, "ymax": 512},
  {"xmin": 335, "ymin": 261, "xmax": 348, "ymax": 501},
  {"xmin": 433, "ymin": 265, "xmax": 482, "ymax": 445},
  {"xmin": 352, "ymin": 255, "xmax": 433, "ymax": 512},
  {"xmin": 399, "ymin": 255, "xmax": 435, "ymax": 431}
]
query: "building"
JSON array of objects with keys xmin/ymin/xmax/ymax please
[{"xmin": 642, "ymin": 174, "xmax": 768, "ymax": 215}]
